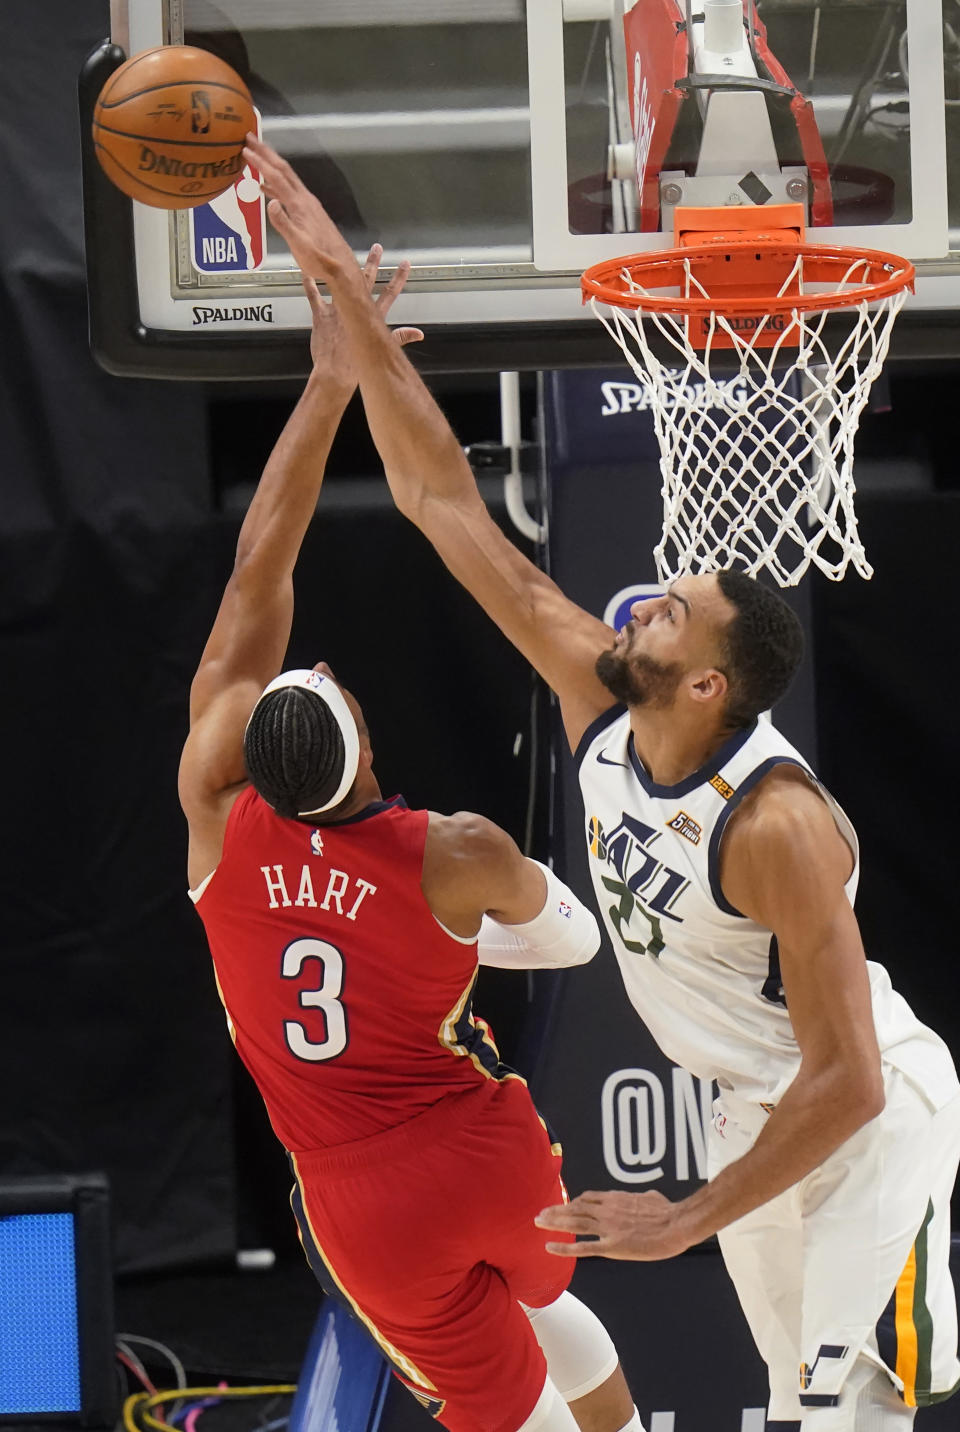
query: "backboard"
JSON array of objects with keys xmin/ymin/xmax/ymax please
[{"xmin": 82, "ymin": 0, "xmax": 960, "ymax": 378}]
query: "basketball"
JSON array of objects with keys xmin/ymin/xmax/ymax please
[{"xmin": 92, "ymin": 46, "xmax": 256, "ymax": 210}]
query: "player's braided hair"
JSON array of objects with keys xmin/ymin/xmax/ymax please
[
  {"xmin": 716, "ymin": 570, "xmax": 805, "ymax": 729},
  {"xmin": 243, "ymin": 687, "xmax": 348, "ymax": 819}
]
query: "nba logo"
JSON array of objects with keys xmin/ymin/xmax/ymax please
[{"xmin": 190, "ymin": 109, "xmax": 266, "ymax": 273}]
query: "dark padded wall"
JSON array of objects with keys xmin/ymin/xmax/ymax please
[
  {"xmin": 811, "ymin": 494, "xmax": 960, "ymax": 1079},
  {"xmin": 1, "ymin": 3, "xmax": 235, "ymax": 1272}
]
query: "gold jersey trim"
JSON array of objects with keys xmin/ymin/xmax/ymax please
[{"xmin": 289, "ymin": 1154, "xmax": 437, "ymax": 1392}]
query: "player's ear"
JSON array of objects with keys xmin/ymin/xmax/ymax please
[{"xmin": 690, "ymin": 668, "xmax": 727, "ymax": 704}]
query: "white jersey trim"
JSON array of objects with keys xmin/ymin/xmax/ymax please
[
  {"xmin": 432, "ymin": 915, "xmax": 476, "ymax": 945},
  {"xmin": 188, "ymin": 870, "xmax": 216, "ymax": 905}
]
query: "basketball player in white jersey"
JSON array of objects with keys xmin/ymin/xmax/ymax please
[{"xmin": 242, "ymin": 133, "xmax": 960, "ymax": 1432}]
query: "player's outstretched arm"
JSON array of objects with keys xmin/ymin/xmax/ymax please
[
  {"xmin": 422, "ymin": 812, "xmax": 600, "ymax": 968},
  {"xmin": 536, "ymin": 768, "xmax": 885, "ymax": 1260},
  {"xmin": 178, "ymin": 253, "xmax": 418, "ymax": 884},
  {"xmin": 243, "ymin": 134, "xmax": 617, "ymax": 752}
]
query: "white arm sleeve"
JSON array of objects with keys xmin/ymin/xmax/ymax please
[{"xmin": 477, "ymin": 861, "xmax": 600, "ymax": 970}]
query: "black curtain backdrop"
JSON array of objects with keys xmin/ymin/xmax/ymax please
[
  {"xmin": 2, "ymin": 521, "xmax": 236, "ymax": 1273},
  {"xmin": 1, "ymin": 3, "xmax": 232, "ymax": 1273},
  {"xmin": 811, "ymin": 493, "xmax": 960, "ymax": 1075}
]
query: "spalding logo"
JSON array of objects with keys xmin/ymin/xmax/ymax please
[
  {"xmin": 137, "ymin": 145, "xmax": 243, "ymax": 180},
  {"xmin": 191, "ymin": 304, "xmax": 274, "ymax": 325},
  {"xmin": 728, "ymin": 312, "xmax": 788, "ymax": 333},
  {"xmin": 600, "ymin": 376, "xmax": 750, "ymax": 416}
]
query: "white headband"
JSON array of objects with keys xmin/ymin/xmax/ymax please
[{"xmin": 248, "ymin": 669, "xmax": 361, "ymax": 816}]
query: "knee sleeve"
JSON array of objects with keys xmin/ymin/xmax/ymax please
[
  {"xmin": 522, "ymin": 1291, "xmax": 620, "ymax": 1402},
  {"xmin": 515, "ymin": 1377, "xmax": 580, "ymax": 1432},
  {"xmin": 614, "ymin": 1412, "xmax": 645, "ymax": 1432}
]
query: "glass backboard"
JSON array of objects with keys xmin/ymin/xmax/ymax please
[{"xmin": 83, "ymin": 0, "xmax": 960, "ymax": 377}]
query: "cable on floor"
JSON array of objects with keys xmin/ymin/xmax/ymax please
[{"xmin": 123, "ymin": 1384, "xmax": 296, "ymax": 1432}]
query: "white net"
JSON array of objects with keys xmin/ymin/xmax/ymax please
[{"xmin": 590, "ymin": 251, "xmax": 910, "ymax": 587}]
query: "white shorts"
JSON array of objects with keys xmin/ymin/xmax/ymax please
[{"xmin": 708, "ymin": 1069, "xmax": 960, "ymax": 1424}]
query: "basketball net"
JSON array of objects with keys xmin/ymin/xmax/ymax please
[{"xmin": 585, "ymin": 241, "xmax": 913, "ymax": 588}]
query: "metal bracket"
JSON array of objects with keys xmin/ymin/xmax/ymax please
[
  {"xmin": 462, "ymin": 382, "xmax": 546, "ymax": 542},
  {"xmin": 499, "ymin": 373, "xmax": 547, "ymax": 544},
  {"xmin": 676, "ymin": 73, "xmax": 795, "ymax": 98}
]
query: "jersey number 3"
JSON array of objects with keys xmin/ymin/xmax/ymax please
[{"xmin": 281, "ymin": 938, "xmax": 348, "ymax": 1062}]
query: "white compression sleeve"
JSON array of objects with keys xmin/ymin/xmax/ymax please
[
  {"xmin": 478, "ymin": 862, "xmax": 600, "ymax": 970},
  {"xmin": 523, "ymin": 1292, "xmax": 620, "ymax": 1401},
  {"xmin": 514, "ymin": 1378, "xmax": 580, "ymax": 1432},
  {"xmin": 614, "ymin": 1413, "xmax": 645, "ymax": 1432}
]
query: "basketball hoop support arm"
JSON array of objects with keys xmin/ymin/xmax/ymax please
[
  {"xmin": 500, "ymin": 372, "xmax": 547, "ymax": 544},
  {"xmin": 619, "ymin": 0, "xmax": 832, "ymax": 230}
]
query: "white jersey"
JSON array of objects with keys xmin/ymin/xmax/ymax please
[{"xmin": 577, "ymin": 707, "xmax": 958, "ymax": 1112}]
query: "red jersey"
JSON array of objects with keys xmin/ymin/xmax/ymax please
[{"xmin": 191, "ymin": 788, "xmax": 507, "ymax": 1151}]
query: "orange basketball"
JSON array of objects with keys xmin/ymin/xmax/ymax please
[{"xmin": 92, "ymin": 46, "xmax": 256, "ymax": 210}]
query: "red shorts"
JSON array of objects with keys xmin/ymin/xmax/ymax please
[{"xmin": 289, "ymin": 1076, "xmax": 574, "ymax": 1432}]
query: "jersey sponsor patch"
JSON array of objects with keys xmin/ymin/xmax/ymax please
[
  {"xmin": 709, "ymin": 772, "xmax": 736, "ymax": 800},
  {"xmin": 667, "ymin": 810, "xmax": 702, "ymax": 845}
]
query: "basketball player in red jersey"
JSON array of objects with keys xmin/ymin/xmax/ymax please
[{"xmin": 177, "ymin": 252, "xmax": 643, "ymax": 1432}]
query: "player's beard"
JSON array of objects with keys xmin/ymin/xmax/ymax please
[{"xmin": 595, "ymin": 646, "xmax": 685, "ymax": 709}]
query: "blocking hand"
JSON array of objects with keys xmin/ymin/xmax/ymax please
[
  {"xmin": 535, "ymin": 1189, "xmax": 696, "ymax": 1261},
  {"xmin": 302, "ymin": 245, "xmax": 423, "ymax": 391},
  {"xmin": 244, "ymin": 133, "xmax": 369, "ymax": 288}
]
